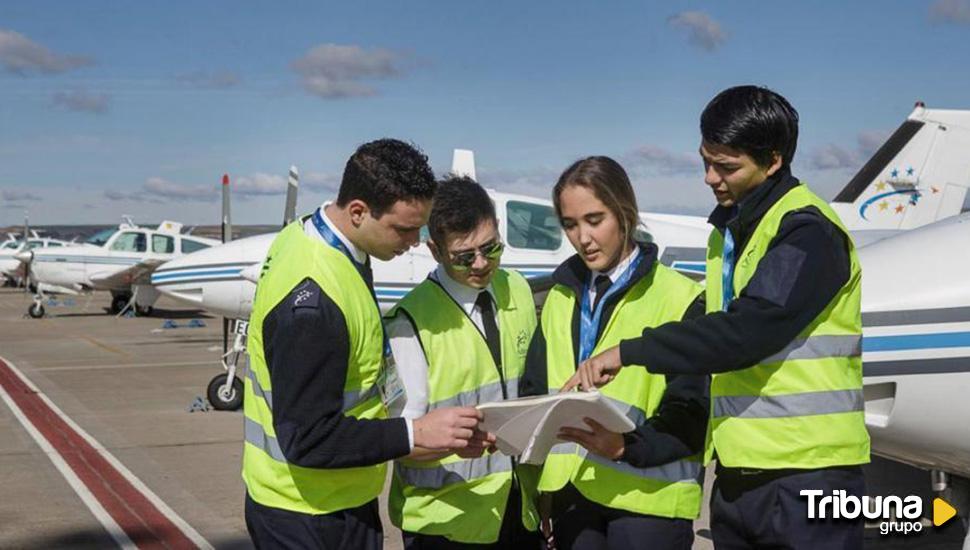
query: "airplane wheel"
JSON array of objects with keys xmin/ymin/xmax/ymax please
[
  {"xmin": 110, "ymin": 294, "xmax": 130, "ymax": 314},
  {"xmin": 28, "ymin": 303, "xmax": 45, "ymax": 319},
  {"xmin": 207, "ymin": 373, "xmax": 243, "ymax": 411}
]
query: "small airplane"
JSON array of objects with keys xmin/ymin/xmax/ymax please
[
  {"xmin": 0, "ymin": 215, "xmax": 78, "ymax": 289},
  {"xmin": 16, "ymin": 217, "xmax": 219, "ymax": 318},
  {"xmin": 858, "ymin": 212, "xmax": 970, "ymax": 535}
]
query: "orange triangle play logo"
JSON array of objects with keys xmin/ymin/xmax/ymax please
[{"xmin": 933, "ymin": 497, "xmax": 957, "ymax": 527}]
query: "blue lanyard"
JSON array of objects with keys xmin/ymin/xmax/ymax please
[
  {"xmin": 721, "ymin": 228, "xmax": 735, "ymax": 312},
  {"xmin": 578, "ymin": 252, "xmax": 644, "ymax": 363},
  {"xmin": 312, "ymin": 208, "xmax": 391, "ymax": 356}
]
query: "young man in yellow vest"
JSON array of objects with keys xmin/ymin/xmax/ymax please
[
  {"xmin": 243, "ymin": 140, "xmax": 488, "ymax": 549},
  {"xmin": 385, "ymin": 176, "xmax": 541, "ymax": 549},
  {"xmin": 564, "ymin": 86, "xmax": 870, "ymax": 549}
]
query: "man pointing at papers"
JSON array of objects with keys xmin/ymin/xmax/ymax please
[
  {"xmin": 386, "ymin": 176, "xmax": 542, "ymax": 548},
  {"xmin": 519, "ymin": 156, "xmax": 709, "ymax": 549}
]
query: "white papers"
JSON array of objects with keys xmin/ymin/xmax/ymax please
[{"xmin": 477, "ymin": 391, "xmax": 634, "ymax": 464}]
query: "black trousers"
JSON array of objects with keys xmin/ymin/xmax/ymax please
[
  {"xmin": 246, "ymin": 493, "xmax": 383, "ymax": 550},
  {"xmin": 548, "ymin": 483, "xmax": 694, "ymax": 550},
  {"xmin": 711, "ymin": 465, "xmax": 866, "ymax": 550},
  {"xmin": 403, "ymin": 485, "xmax": 541, "ymax": 549}
]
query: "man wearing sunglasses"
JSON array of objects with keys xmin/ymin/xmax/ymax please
[{"xmin": 386, "ymin": 176, "xmax": 542, "ymax": 548}]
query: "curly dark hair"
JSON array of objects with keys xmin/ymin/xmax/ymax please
[
  {"xmin": 336, "ymin": 138, "xmax": 437, "ymax": 217},
  {"xmin": 428, "ymin": 175, "xmax": 497, "ymax": 246}
]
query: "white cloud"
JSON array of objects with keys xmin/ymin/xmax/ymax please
[
  {"xmin": 0, "ymin": 29, "xmax": 93, "ymax": 75},
  {"xmin": 303, "ymin": 171, "xmax": 341, "ymax": 193},
  {"xmin": 667, "ymin": 12, "xmax": 727, "ymax": 52},
  {"xmin": 51, "ymin": 90, "xmax": 110, "ymax": 114},
  {"xmin": 143, "ymin": 177, "xmax": 217, "ymax": 202},
  {"xmin": 627, "ymin": 145, "xmax": 699, "ymax": 175},
  {"xmin": 234, "ymin": 173, "xmax": 287, "ymax": 196},
  {"xmin": 930, "ymin": 0, "xmax": 970, "ymax": 24},
  {"xmin": 806, "ymin": 129, "xmax": 892, "ymax": 171},
  {"xmin": 291, "ymin": 44, "xmax": 405, "ymax": 99},
  {"xmin": 808, "ymin": 144, "xmax": 857, "ymax": 170}
]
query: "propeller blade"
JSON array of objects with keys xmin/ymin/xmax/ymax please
[
  {"xmin": 283, "ymin": 165, "xmax": 299, "ymax": 227},
  {"xmin": 22, "ymin": 212, "xmax": 29, "ymax": 293},
  {"xmin": 221, "ymin": 174, "xmax": 232, "ymax": 244}
]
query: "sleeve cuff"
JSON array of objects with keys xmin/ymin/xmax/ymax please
[{"xmin": 404, "ymin": 417, "xmax": 415, "ymax": 451}]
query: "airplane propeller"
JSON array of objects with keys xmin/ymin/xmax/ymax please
[
  {"xmin": 283, "ymin": 166, "xmax": 299, "ymax": 227},
  {"xmin": 221, "ymin": 174, "xmax": 232, "ymax": 355},
  {"xmin": 22, "ymin": 212, "xmax": 31, "ymax": 294}
]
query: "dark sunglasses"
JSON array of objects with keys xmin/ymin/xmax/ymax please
[{"xmin": 448, "ymin": 240, "xmax": 505, "ymax": 269}]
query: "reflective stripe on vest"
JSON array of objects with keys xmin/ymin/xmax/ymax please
[
  {"xmin": 394, "ymin": 453, "xmax": 515, "ymax": 489},
  {"xmin": 387, "ymin": 269, "xmax": 538, "ymax": 544},
  {"xmin": 704, "ymin": 184, "xmax": 870, "ymax": 470},
  {"xmin": 248, "ymin": 366, "xmax": 377, "ymax": 415},
  {"xmin": 538, "ymin": 260, "xmax": 705, "ymax": 519}
]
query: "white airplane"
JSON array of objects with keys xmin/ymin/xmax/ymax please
[
  {"xmin": 830, "ymin": 102, "xmax": 970, "ymax": 243},
  {"xmin": 17, "ymin": 217, "xmax": 219, "ymax": 318},
  {"xmin": 858, "ymin": 212, "xmax": 970, "ymax": 536},
  {"xmin": 0, "ymin": 236, "xmax": 77, "ymax": 286}
]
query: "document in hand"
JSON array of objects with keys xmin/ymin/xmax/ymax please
[{"xmin": 477, "ymin": 391, "xmax": 635, "ymax": 465}]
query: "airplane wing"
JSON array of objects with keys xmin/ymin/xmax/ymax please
[{"xmin": 89, "ymin": 258, "xmax": 168, "ymax": 287}]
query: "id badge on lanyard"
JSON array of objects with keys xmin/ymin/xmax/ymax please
[{"xmin": 313, "ymin": 208, "xmax": 406, "ymax": 410}]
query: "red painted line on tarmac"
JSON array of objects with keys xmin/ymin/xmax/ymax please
[{"xmin": 0, "ymin": 357, "xmax": 199, "ymax": 549}]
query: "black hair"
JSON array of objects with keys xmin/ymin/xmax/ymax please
[
  {"xmin": 700, "ymin": 85, "xmax": 799, "ymax": 168},
  {"xmin": 428, "ymin": 175, "xmax": 497, "ymax": 246},
  {"xmin": 336, "ymin": 138, "xmax": 437, "ymax": 217}
]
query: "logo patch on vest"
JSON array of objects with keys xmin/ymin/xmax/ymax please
[
  {"xmin": 291, "ymin": 280, "xmax": 319, "ymax": 310},
  {"xmin": 516, "ymin": 329, "xmax": 529, "ymax": 356}
]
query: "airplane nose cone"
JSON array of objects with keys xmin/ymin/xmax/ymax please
[{"xmin": 14, "ymin": 251, "xmax": 33, "ymax": 263}]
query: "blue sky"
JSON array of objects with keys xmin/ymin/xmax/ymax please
[{"xmin": 2, "ymin": 1, "xmax": 969, "ymax": 225}]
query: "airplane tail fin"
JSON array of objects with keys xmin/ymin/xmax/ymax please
[
  {"xmin": 830, "ymin": 104, "xmax": 970, "ymax": 231},
  {"xmin": 451, "ymin": 149, "xmax": 477, "ymax": 181},
  {"xmin": 221, "ymin": 174, "xmax": 232, "ymax": 244},
  {"xmin": 283, "ymin": 166, "xmax": 299, "ymax": 227}
]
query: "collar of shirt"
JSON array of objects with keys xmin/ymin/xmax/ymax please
[
  {"xmin": 589, "ymin": 246, "xmax": 640, "ymax": 287},
  {"xmin": 304, "ymin": 202, "xmax": 368, "ymax": 265},
  {"xmin": 430, "ymin": 264, "xmax": 496, "ymax": 319}
]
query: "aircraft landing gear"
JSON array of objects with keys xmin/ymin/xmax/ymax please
[
  {"xmin": 207, "ymin": 373, "xmax": 243, "ymax": 411},
  {"xmin": 110, "ymin": 293, "xmax": 130, "ymax": 314},
  {"xmin": 207, "ymin": 319, "xmax": 249, "ymax": 411},
  {"xmin": 27, "ymin": 299, "xmax": 45, "ymax": 319}
]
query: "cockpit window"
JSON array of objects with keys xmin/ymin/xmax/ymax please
[
  {"xmin": 110, "ymin": 232, "xmax": 147, "ymax": 252},
  {"xmin": 506, "ymin": 201, "xmax": 563, "ymax": 251},
  {"xmin": 86, "ymin": 228, "xmax": 117, "ymax": 247},
  {"xmin": 152, "ymin": 235, "xmax": 175, "ymax": 254},
  {"xmin": 180, "ymin": 239, "xmax": 210, "ymax": 254},
  {"xmin": 2, "ymin": 241, "xmax": 18, "ymax": 249}
]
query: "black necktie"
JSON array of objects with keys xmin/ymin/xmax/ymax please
[
  {"xmin": 475, "ymin": 291, "xmax": 502, "ymax": 369},
  {"xmin": 592, "ymin": 274, "xmax": 612, "ymax": 310},
  {"xmin": 360, "ymin": 259, "xmax": 374, "ymax": 291}
]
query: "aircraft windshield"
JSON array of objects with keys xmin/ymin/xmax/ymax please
[
  {"xmin": 2, "ymin": 241, "xmax": 19, "ymax": 249},
  {"xmin": 86, "ymin": 228, "xmax": 117, "ymax": 247}
]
